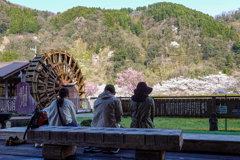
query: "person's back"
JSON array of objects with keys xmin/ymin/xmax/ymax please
[
  {"xmin": 91, "ymin": 85, "xmax": 123, "ymax": 128},
  {"xmin": 37, "ymin": 87, "xmax": 77, "ymax": 148},
  {"xmin": 88, "ymin": 85, "xmax": 122, "ymax": 154},
  {"xmin": 44, "ymin": 87, "xmax": 77, "ymax": 126},
  {"xmin": 45, "ymin": 99, "xmax": 77, "ymax": 126},
  {"xmin": 130, "ymin": 82, "xmax": 155, "ymax": 128},
  {"xmin": 130, "ymin": 97, "xmax": 155, "ymax": 128}
]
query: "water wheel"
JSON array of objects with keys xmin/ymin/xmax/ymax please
[{"xmin": 26, "ymin": 49, "xmax": 84, "ymax": 109}]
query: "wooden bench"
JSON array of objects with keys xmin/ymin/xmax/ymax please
[{"xmin": 27, "ymin": 126, "xmax": 183, "ymax": 160}]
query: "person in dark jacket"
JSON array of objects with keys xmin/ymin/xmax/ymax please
[{"xmin": 130, "ymin": 82, "xmax": 155, "ymax": 128}]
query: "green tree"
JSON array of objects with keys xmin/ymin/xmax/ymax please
[
  {"xmin": 226, "ymin": 52, "xmax": 234, "ymax": 66},
  {"xmin": 103, "ymin": 12, "xmax": 115, "ymax": 27},
  {"xmin": 135, "ymin": 21, "xmax": 143, "ymax": 36},
  {"xmin": 230, "ymin": 25, "xmax": 235, "ymax": 30},
  {"xmin": 95, "ymin": 45, "xmax": 101, "ymax": 54},
  {"xmin": 205, "ymin": 43, "xmax": 214, "ymax": 57},
  {"xmin": 1, "ymin": 51, "xmax": 19, "ymax": 62},
  {"xmin": 223, "ymin": 66, "xmax": 229, "ymax": 75},
  {"xmin": 119, "ymin": 17, "xmax": 124, "ymax": 26},
  {"xmin": 6, "ymin": 6, "xmax": 40, "ymax": 34},
  {"xmin": 130, "ymin": 23, "xmax": 135, "ymax": 33},
  {"xmin": 233, "ymin": 41, "xmax": 240, "ymax": 54}
]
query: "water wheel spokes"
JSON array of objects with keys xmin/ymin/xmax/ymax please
[{"xmin": 26, "ymin": 49, "xmax": 85, "ymax": 110}]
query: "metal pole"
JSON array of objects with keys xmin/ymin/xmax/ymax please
[
  {"xmin": 225, "ymin": 118, "xmax": 227, "ymax": 131},
  {"xmin": 225, "ymin": 95, "xmax": 227, "ymax": 131}
]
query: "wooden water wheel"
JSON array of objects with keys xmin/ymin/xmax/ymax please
[{"xmin": 26, "ymin": 49, "xmax": 84, "ymax": 109}]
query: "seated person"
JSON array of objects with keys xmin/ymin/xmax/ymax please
[
  {"xmin": 91, "ymin": 84, "xmax": 123, "ymax": 128},
  {"xmin": 130, "ymin": 82, "xmax": 155, "ymax": 128},
  {"xmin": 44, "ymin": 87, "xmax": 77, "ymax": 126},
  {"xmin": 85, "ymin": 85, "xmax": 123, "ymax": 153},
  {"xmin": 37, "ymin": 87, "xmax": 77, "ymax": 149}
]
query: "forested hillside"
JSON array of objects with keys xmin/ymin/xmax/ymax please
[
  {"xmin": 215, "ymin": 9, "xmax": 240, "ymax": 55},
  {"xmin": 0, "ymin": 0, "xmax": 240, "ymax": 85}
]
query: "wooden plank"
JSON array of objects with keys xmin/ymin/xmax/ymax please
[
  {"xmin": 0, "ymin": 140, "xmax": 240, "ymax": 160},
  {"xmin": 124, "ymin": 131, "xmax": 145, "ymax": 145},
  {"xmin": 84, "ymin": 129, "xmax": 106, "ymax": 143},
  {"xmin": 135, "ymin": 150, "xmax": 166, "ymax": 160},
  {"xmin": 27, "ymin": 127, "xmax": 183, "ymax": 150},
  {"xmin": 49, "ymin": 127, "xmax": 74, "ymax": 142},
  {"xmin": 67, "ymin": 128, "xmax": 90, "ymax": 143},
  {"xmin": 42, "ymin": 144, "xmax": 77, "ymax": 160},
  {"xmin": 103, "ymin": 131, "xmax": 124, "ymax": 145},
  {"xmin": 0, "ymin": 127, "xmax": 26, "ymax": 140}
]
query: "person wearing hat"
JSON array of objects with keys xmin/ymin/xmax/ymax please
[
  {"xmin": 44, "ymin": 87, "xmax": 77, "ymax": 126},
  {"xmin": 130, "ymin": 82, "xmax": 155, "ymax": 128}
]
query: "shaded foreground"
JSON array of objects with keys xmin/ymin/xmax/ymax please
[{"xmin": 0, "ymin": 140, "xmax": 240, "ymax": 160}]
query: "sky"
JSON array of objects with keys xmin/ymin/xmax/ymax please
[{"xmin": 7, "ymin": 0, "xmax": 240, "ymax": 17}]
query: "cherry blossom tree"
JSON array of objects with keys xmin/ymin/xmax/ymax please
[
  {"xmin": 114, "ymin": 68, "xmax": 146, "ymax": 95},
  {"xmin": 84, "ymin": 82, "xmax": 99, "ymax": 97},
  {"xmin": 151, "ymin": 72, "xmax": 239, "ymax": 96}
]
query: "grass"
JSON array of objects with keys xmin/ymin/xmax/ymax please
[
  {"xmin": 79, "ymin": 111, "xmax": 94, "ymax": 114},
  {"xmin": 76, "ymin": 117, "xmax": 240, "ymax": 135}
]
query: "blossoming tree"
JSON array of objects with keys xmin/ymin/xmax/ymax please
[
  {"xmin": 151, "ymin": 73, "xmax": 239, "ymax": 96},
  {"xmin": 84, "ymin": 82, "xmax": 99, "ymax": 97},
  {"xmin": 114, "ymin": 68, "xmax": 146, "ymax": 95}
]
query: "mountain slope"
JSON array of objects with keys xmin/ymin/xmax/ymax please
[{"xmin": 0, "ymin": 0, "xmax": 240, "ymax": 85}]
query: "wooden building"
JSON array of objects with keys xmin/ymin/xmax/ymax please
[{"xmin": 0, "ymin": 62, "xmax": 29, "ymax": 112}]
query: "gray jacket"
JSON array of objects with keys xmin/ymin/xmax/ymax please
[{"xmin": 91, "ymin": 91, "xmax": 123, "ymax": 127}]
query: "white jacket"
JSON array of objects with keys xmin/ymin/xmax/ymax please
[
  {"xmin": 44, "ymin": 99, "xmax": 77, "ymax": 126},
  {"xmin": 91, "ymin": 91, "xmax": 123, "ymax": 127}
]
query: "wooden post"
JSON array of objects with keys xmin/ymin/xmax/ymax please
[
  {"xmin": 4, "ymin": 79, "xmax": 8, "ymax": 99},
  {"xmin": 4, "ymin": 79, "xmax": 8, "ymax": 112},
  {"xmin": 211, "ymin": 97, "xmax": 216, "ymax": 113},
  {"xmin": 9, "ymin": 83, "xmax": 12, "ymax": 97},
  {"xmin": 42, "ymin": 144, "xmax": 77, "ymax": 160},
  {"xmin": 135, "ymin": 150, "xmax": 166, "ymax": 160}
]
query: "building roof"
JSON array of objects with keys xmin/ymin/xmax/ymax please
[{"xmin": 0, "ymin": 61, "xmax": 30, "ymax": 79}]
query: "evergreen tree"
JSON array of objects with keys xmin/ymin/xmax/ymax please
[
  {"xmin": 5, "ymin": 6, "xmax": 40, "ymax": 34},
  {"xmin": 119, "ymin": 17, "xmax": 124, "ymax": 26},
  {"xmin": 130, "ymin": 23, "xmax": 135, "ymax": 33},
  {"xmin": 135, "ymin": 21, "xmax": 143, "ymax": 36},
  {"xmin": 1, "ymin": 51, "xmax": 19, "ymax": 62},
  {"xmin": 233, "ymin": 41, "xmax": 240, "ymax": 54},
  {"xmin": 226, "ymin": 52, "xmax": 234, "ymax": 66},
  {"xmin": 104, "ymin": 12, "xmax": 115, "ymax": 27},
  {"xmin": 223, "ymin": 66, "xmax": 229, "ymax": 75}
]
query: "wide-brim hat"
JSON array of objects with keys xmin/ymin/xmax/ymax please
[{"xmin": 134, "ymin": 82, "xmax": 153, "ymax": 94}]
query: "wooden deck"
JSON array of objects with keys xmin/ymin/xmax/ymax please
[
  {"xmin": 0, "ymin": 140, "xmax": 240, "ymax": 160},
  {"xmin": 1, "ymin": 127, "xmax": 240, "ymax": 159}
]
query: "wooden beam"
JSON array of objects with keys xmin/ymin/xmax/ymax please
[
  {"xmin": 135, "ymin": 150, "xmax": 166, "ymax": 160},
  {"xmin": 42, "ymin": 144, "xmax": 77, "ymax": 160},
  {"xmin": 4, "ymin": 79, "xmax": 8, "ymax": 99}
]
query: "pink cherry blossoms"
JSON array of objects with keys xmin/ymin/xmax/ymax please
[
  {"xmin": 84, "ymin": 82, "xmax": 99, "ymax": 97},
  {"xmin": 114, "ymin": 68, "xmax": 146, "ymax": 95}
]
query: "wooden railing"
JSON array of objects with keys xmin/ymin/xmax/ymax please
[
  {"xmin": 116, "ymin": 96, "xmax": 240, "ymax": 118},
  {"xmin": 0, "ymin": 98, "xmax": 16, "ymax": 112},
  {"xmin": 68, "ymin": 97, "xmax": 92, "ymax": 113},
  {"xmin": 2, "ymin": 95, "xmax": 240, "ymax": 117}
]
